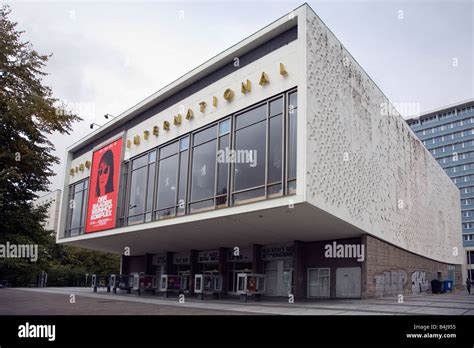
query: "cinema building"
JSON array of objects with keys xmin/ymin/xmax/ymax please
[{"xmin": 57, "ymin": 4, "xmax": 463, "ymax": 299}]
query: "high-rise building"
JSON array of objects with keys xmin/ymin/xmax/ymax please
[
  {"xmin": 33, "ymin": 189, "xmax": 62, "ymax": 233},
  {"xmin": 406, "ymin": 99, "xmax": 474, "ymax": 281},
  {"xmin": 56, "ymin": 4, "xmax": 463, "ymax": 299}
]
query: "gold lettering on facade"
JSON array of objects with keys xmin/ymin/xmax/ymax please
[
  {"xmin": 133, "ymin": 135, "xmax": 140, "ymax": 145},
  {"xmin": 241, "ymin": 79, "xmax": 251, "ymax": 94},
  {"xmin": 85, "ymin": 160, "xmax": 91, "ymax": 169},
  {"xmin": 186, "ymin": 109, "xmax": 194, "ymax": 120},
  {"xmin": 174, "ymin": 114, "xmax": 182, "ymax": 125},
  {"xmin": 163, "ymin": 120, "xmax": 170, "ymax": 131},
  {"xmin": 79, "ymin": 163, "xmax": 84, "ymax": 172},
  {"xmin": 259, "ymin": 72, "xmax": 269, "ymax": 86},
  {"xmin": 153, "ymin": 126, "xmax": 159, "ymax": 136},
  {"xmin": 212, "ymin": 96, "xmax": 218, "ymax": 107},
  {"xmin": 199, "ymin": 101, "xmax": 207, "ymax": 113},
  {"xmin": 223, "ymin": 88, "xmax": 234, "ymax": 101},
  {"xmin": 279, "ymin": 63, "xmax": 288, "ymax": 76},
  {"xmin": 144, "ymin": 130, "xmax": 150, "ymax": 140}
]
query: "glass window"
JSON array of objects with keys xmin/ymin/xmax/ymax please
[
  {"xmin": 234, "ymin": 120, "xmax": 266, "ymax": 192},
  {"xmin": 270, "ymin": 97, "xmax": 283, "ymax": 117},
  {"xmin": 157, "ymin": 152, "xmax": 178, "ymax": 212},
  {"xmin": 128, "ymin": 162, "xmax": 147, "ymax": 224},
  {"xmin": 288, "ymin": 92, "xmax": 297, "ymax": 181},
  {"xmin": 177, "ymin": 149, "xmax": 189, "ymax": 215},
  {"xmin": 219, "ymin": 119, "xmax": 230, "ymax": 135},
  {"xmin": 66, "ymin": 179, "xmax": 89, "ymax": 236},
  {"xmin": 217, "ymin": 134, "xmax": 230, "ymax": 196},
  {"xmin": 191, "ymin": 137, "xmax": 217, "ymax": 202},
  {"xmin": 268, "ymin": 114, "xmax": 283, "ymax": 185},
  {"xmin": 194, "ymin": 125, "xmax": 217, "ymax": 146},
  {"xmin": 235, "ymin": 104, "xmax": 266, "ymax": 129}
]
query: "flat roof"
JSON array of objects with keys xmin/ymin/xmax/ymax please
[{"xmin": 405, "ymin": 98, "xmax": 474, "ymax": 123}]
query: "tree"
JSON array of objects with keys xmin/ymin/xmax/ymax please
[{"xmin": 0, "ymin": 5, "xmax": 81, "ymax": 285}]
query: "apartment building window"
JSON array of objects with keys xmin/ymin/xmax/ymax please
[
  {"xmin": 464, "ymin": 234, "xmax": 474, "ymax": 241},
  {"xmin": 464, "ymin": 199, "xmax": 471, "ymax": 206},
  {"xmin": 65, "ymin": 179, "xmax": 89, "ymax": 237},
  {"xmin": 463, "ymin": 223, "xmax": 473, "ymax": 229},
  {"xmin": 467, "ymin": 251, "xmax": 474, "ymax": 264}
]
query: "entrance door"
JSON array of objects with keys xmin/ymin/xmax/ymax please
[
  {"xmin": 307, "ymin": 268, "xmax": 330, "ymax": 298},
  {"xmin": 336, "ymin": 267, "xmax": 361, "ymax": 298},
  {"xmin": 264, "ymin": 260, "xmax": 293, "ymax": 296}
]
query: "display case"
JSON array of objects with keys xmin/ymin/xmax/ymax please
[
  {"xmin": 159, "ymin": 274, "xmax": 188, "ymax": 294},
  {"xmin": 109, "ymin": 274, "xmax": 132, "ymax": 294},
  {"xmin": 131, "ymin": 273, "xmax": 157, "ymax": 295},
  {"xmin": 91, "ymin": 274, "xmax": 110, "ymax": 292},
  {"xmin": 194, "ymin": 274, "xmax": 223, "ymax": 297},
  {"xmin": 236, "ymin": 273, "xmax": 265, "ymax": 295}
]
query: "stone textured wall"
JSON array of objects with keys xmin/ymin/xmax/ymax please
[
  {"xmin": 362, "ymin": 235, "xmax": 462, "ymax": 298},
  {"xmin": 305, "ymin": 7, "xmax": 463, "ymax": 264}
]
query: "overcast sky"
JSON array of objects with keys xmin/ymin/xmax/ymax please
[{"xmin": 5, "ymin": 0, "xmax": 473, "ymax": 194}]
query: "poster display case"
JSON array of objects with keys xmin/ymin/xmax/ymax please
[
  {"xmin": 91, "ymin": 274, "xmax": 110, "ymax": 292},
  {"xmin": 237, "ymin": 273, "xmax": 265, "ymax": 297},
  {"xmin": 159, "ymin": 275, "xmax": 188, "ymax": 296},
  {"xmin": 131, "ymin": 273, "xmax": 157, "ymax": 295},
  {"xmin": 194, "ymin": 274, "xmax": 223, "ymax": 299},
  {"xmin": 109, "ymin": 274, "xmax": 132, "ymax": 294}
]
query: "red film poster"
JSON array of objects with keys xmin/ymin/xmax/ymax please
[{"xmin": 85, "ymin": 138, "xmax": 123, "ymax": 233}]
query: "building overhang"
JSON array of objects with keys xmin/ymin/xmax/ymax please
[{"xmin": 58, "ymin": 201, "xmax": 365, "ymax": 255}]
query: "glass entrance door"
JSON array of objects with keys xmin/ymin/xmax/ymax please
[
  {"xmin": 264, "ymin": 260, "xmax": 293, "ymax": 296},
  {"xmin": 307, "ymin": 268, "xmax": 330, "ymax": 298}
]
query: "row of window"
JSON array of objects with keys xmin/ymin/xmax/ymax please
[
  {"xmin": 65, "ymin": 90, "xmax": 298, "ymax": 236},
  {"xmin": 444, "ymin": 163, "xmax": 474, "ymax": 174},
  {"xmin": 463, "ymin": 223, "xmax": 474, "ymax": 229},
  {"xmin": 451, "ymin": 174, "xmax": 474, "ymax": 184},
  {"xmin": 422, "ymin": 129, "xmax": 474, "ymax": 145},
  {"xmin": 462, "ymin": 209, "xmax": 474, "ymax": 217},
  {"xmin": 461, "ymin": 187, "xmax": 474, "ymax": 195},
  {"xmin": 416, "ymin": 117, "xmax": 474, "ymax": 136},
  {"xmin": 464, "ymin": 234, "xmax": 474, "ymax": 241},
  {"xmin": 437, "ymin": 151, "xmax": 474, "ymax": 164},
  {"xmin": 462, "ymin": 198, "xmax": 474, "ymax": 205},
  {"xmin": 467, "ymin": 251, "xmax": 474, "ymax": 264},
  {"xmin": 409, "ymin": 106, "xmax": 474, "ymax": 127},
  {"xmin": 431, "ymin": 140, "xmax": 474, "ymax": 155}
]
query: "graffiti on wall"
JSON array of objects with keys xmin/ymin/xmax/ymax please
[
  {"xmin": 374, "ymin": 269, "xmax": 430, "ymax": 296},
  {"xmin": 411, "ymin": 270, "xmax": 429, "ymax": 294},
  {"xmin": 374, "ymin": 269, "xmax": 408, "ymax": 296}
]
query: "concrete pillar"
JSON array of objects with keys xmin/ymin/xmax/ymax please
[
  {"xmin": 165, "ymin": 252, "xmax": 173, "ymax": 274},
  {"xmin": 189, "ymin": 250, "xmax": 198, "ymax": 294},
  {"xmin": 219, "ymin": 247, "xmax": 229, "ymax": 294},
  {"xmin": 120, "ymin": 255, "xmax": 130, "ymax": 274},
  {"xmin": 252, "ymin": 244, "xmax": 263, "ymax": 273},
  {"xmin": 361, "ymin": 235, "xmax": 368, "ymax": 299},
  {"xmin": 293, "ymin": 240, "xmax": 305, "ymax": 299},
  {"xmin": 145, "ymin": 253, "xmax": 153, "ymax": 274}
]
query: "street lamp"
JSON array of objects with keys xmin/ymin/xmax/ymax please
[
  {"xmin": 90, "ymin": 122, "xmax": 100, "ymax": 129},
  {"xmin": 104, "ymin": 114, "xmax": 115, "ymax": 120}
]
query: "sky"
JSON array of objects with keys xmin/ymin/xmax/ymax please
[{"xmin": 4, "ymin": 0, "xmax": 473, "ymax": 194}]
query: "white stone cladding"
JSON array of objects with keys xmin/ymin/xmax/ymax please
[{"xmin": 304, "ymin": 7, "xmax": 462, "ymax": 265}]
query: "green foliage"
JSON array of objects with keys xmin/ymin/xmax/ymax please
[{"xmin": 0, "ymin": 6, "xmax": 118, "ymax": 287}]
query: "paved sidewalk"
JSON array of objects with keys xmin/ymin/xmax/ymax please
[{"xmin": 2, "ymin": 287, "xmax": 474, "ymax": 315}]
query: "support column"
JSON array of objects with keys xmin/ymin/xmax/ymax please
[
  {"xmin": 189, "ymin": 250, "xmax": 198, "ymax": 295},
  {"xmin": 145, "ymin": 253, "xmax": 153, "ymax": 274},
  {"xmin": 120, "ymin": 255, "xmax": 130, "ymax": 275},
  {"xmin": 293, "ymin": 240, "xmax": 305, "ymax": 299},
  {"xmin": 165, "ymin": 252, "xmax": 173, "ymax": 274},
  {"xmin": 219, "ymin": 247, "xmax": 229, "ymax": 294},
  {"xmin": 252, "ymin": 244, "xmax": 263, "ymax": 273}
]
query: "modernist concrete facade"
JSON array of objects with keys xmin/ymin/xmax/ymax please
[
  {"xmin": 406, "ymin": 100, "xmax": 474, "ymax": 282},
  {"xmin": 57, "ymin": 4, "xmax": 463, "ymax": 299}
]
